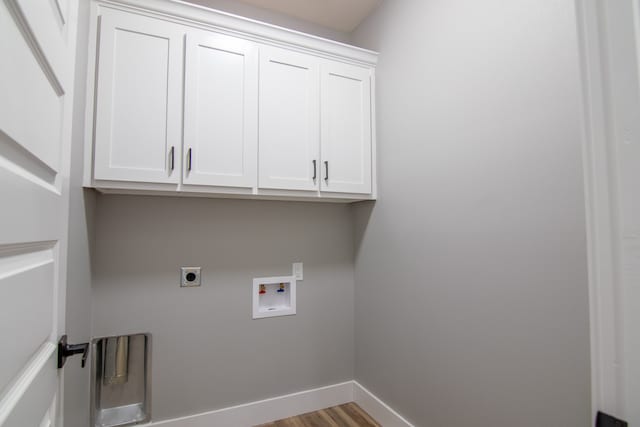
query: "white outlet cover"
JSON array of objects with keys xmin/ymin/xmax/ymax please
[{"xmin": 293, "ymin": 262, "xmax": 303, "ymax": 280}]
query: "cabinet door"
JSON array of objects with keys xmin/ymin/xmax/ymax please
[
  {"xmin": 183, "ymin": 32, "xmax": 258, "ymax": 187},
  {"xmin": 93, "ymin": 10, "xmax": 183, "ymax": 184},
  {"xmin": 259, "ymin": 46, "xmax": 320, "ymax": 191},
  {"xmin": 320, "ymin": 61, "xmax": 372, "ymax": 194}
]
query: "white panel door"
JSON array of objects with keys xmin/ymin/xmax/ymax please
[
  {"xmin": 93, "ymin": 9, "xmax": 184, "ymax": 184},
  {"xmin": 259, "ymin": 46, "xmax": 320, "ymax": 191},
  {"xmin": 183, "ymin": 31, "xmax": 258, "ymax": 188},
  {"xmin": 0, "ymin": 0, "xmax": 78, "ymax": 425},
  {"xmin": 320, "ymin": 61, "xmax": 372, "ymax": 194}
]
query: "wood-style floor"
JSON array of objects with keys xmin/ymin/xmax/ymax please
[{"xmin": 255, "ymin": 403, "xmax": 380, "ymax": 427}]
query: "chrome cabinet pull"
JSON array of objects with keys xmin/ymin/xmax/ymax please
[
  {"xmin": 187, "ymin": 148, "xmax": 192, "ymax": 172},
  {"xmin": 324, "ymin": 161, "xmax": 329, "ymax": 182},
  {"xmin": 169, "ymin": 146, "xmax": 175, "ymax": 171},
  {"xmin": 312, "ymin": 160, "xmax": 317, "ymax": 181}
]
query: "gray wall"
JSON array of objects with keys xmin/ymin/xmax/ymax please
[
  {"xmin": 351, "ymin": 1, "xmax": 591, "ymax": 426},
  {"xmin": 88, "ymin": 2, "xmax": 357, "ymax": 422},
  {"xmin": 85, "ymin": 1, "xmax": 593, "ymax": 425},
  {"xmin": 92, "ymin": 196, "xmax": 355, "ymax": 421}
]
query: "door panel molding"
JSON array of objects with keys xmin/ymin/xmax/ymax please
[
  {"xmin": 52, "ymin": 0, "xmax": 67, "ymax": 24},
  {"xmin": 0, "ymin": 251, "xmax": 55, "ymax": 396},
  {"xmin": 0, "ymin": 129, "xmax": 58, "ymax": 188},
  {"xmin": 0, "ymin": 343, "xmax": 57, "ymax": 426},
  {"xmin": 4, "ymin": 0, "xmax": 68, "ymax": 96}
]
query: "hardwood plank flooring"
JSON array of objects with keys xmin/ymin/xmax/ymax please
[{"xmin": 255, "ymin": 403, "xmax": 380, "ymax": 427}]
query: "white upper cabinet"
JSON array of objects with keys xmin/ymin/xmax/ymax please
[
  {"xmin": 183, "ymin": 32, "xmax": 258, "ymax": 188},
  {"xmin": 320, "ymin": 61, "xmax": 372, "ymax": 194},
  {"xmin": 258, "ymin": 46, "xmax": 320, "ymax": 191},
  {"xmin": 86, "ymin": 0, "xmax": 377, "ymax": 201},
  {"xmin": 93, "ymin": 9, "xmax": 184, "ymax": 184}
]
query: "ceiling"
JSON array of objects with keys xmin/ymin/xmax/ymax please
[{"xmin": 225, "ymin": 0, "xmax": 381, "ymax": 33}]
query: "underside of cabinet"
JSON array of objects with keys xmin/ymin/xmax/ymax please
[{"xmin": 91, "ymin": 185, "xmax": 377, "ymax": 203}]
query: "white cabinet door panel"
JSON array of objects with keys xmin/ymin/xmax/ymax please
[
  {"xmin": 93, "ymin": 9, "xmax": 183, "ymax": 184},
  {"xmin": 320, "ymin": 61, "xmax": 372, "ymax": 194},
  {"xmin": 259, "ymin": 46, "xmax": 320, "ymax": 191},
  {"xmin": 183, "ymin": 32, "xmax": 258, "ymax": 188}
]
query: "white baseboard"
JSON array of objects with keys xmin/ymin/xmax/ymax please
[
  {"xmin": 149, "ymin": 380, "xmax": 412, "ymax": 427},
  {"xmin": 353, "ymin": 381, "xmax": 414, "ymax": 427},
  {"xmin": 149, "ymin": 381, "xmax": 354, "ymax": 427}
]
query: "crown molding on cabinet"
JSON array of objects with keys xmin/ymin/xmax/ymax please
[{"xmin": 95, "ymin": 0, "xmax": 378, "ymax": 66}]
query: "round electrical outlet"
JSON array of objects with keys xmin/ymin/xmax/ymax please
[{"xmin": 180, "ymin": 267, "xmax": 201, "ymax": 287}]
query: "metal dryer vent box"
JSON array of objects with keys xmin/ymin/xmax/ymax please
[{"xmin": 91, "ymin": 333, "xmax": 151, "ymax": 427}]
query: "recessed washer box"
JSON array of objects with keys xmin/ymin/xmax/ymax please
[{"xmin": 253, "ymin": 276, "xmax": 296, "ymax": 319}]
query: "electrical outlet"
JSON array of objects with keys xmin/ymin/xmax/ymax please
[
  {"xmin": 293, "ymin": 262, "xmax": 303, "ymax": 280},
  {"xmin": 181, "ymin": 267, "xmax": 201, "ymax": 287}
]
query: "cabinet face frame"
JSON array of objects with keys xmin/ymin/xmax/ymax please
[
  {"xmin": 258, "ymin": 45, "xmax": 321, "ymax": 192},
  {"xmin": 183, "ymin": 31, "xmax": 258, "ymax": 188},
  {"xmin": 92, "ymin": 8, "xmax": 184, "ymax": 184},
  {"xmin": 320, "ymin": 60, "xmax": 373, "ymax": 195}
]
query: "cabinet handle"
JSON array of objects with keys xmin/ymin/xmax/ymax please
[
  {"xmin": 187, "ymin": 148, "xmax": 192, "ymax": 172},
  {"xmin": 312, "ymin": 160, "xmax": 317, "ymax": 181},
  {"xmin": 324, "ymin": 161, "xmax": 329, "ymax": 182},
  {"xmin": 169, "ymin": 146, "xmax": 175, "ymax": 172}
]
